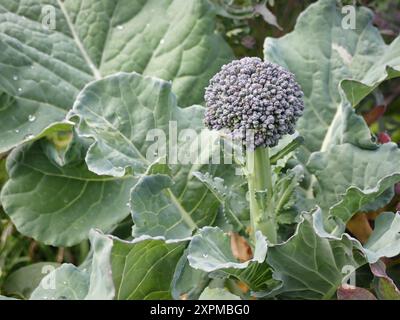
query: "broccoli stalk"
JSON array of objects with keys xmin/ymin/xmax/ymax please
[{"xmin": 246, "ymin": 147, "xmax": 277, "ymax": 243}]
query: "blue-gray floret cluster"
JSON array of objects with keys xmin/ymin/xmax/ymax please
[{"xmin": 204, "ymin": 57, "xmax": 304, "ymax": 148}]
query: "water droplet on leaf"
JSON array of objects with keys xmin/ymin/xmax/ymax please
[
  {"xmin": 28, "ymin": 114, "xmax": 36, "ymax": 122},
  {"xmin": 117, "ymin": 25, "xmax": 124, "ymax": 30},
  {"xmin": 25, "ymin": 134, "xmax": 35, "ymax": 140},
  {"xmin": 13, "ymin": 75, "xmax": 18, "ymax": 80}
]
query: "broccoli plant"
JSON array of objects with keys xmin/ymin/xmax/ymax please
[
  {"xmin": 204, "ymin": 57, "xmax": 304, "ymax": 243},
  {"xmin": 0, "ymin": 0, "xmax": 400, "ymax": 301}
]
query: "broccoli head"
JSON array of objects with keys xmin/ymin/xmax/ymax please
[{"xmin": 204, "ymin": 57, "xmax": 304, "ymax": 148}]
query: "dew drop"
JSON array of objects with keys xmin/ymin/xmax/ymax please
[
  {"xmin": 28, "ymin": 114, "xmax": 36, "ymax": 122},
  {"xmin": 13, "ymin": 75, "xmax": 18, "ymax": 81},
  {"xmin": 126, "ymin": 202, "xmax": 130, "ymax": 207},
  {"xmin": 116, "ymin": 25, "xmax": 124, "ymax": 30},
  {"xmin": 160, "ymin": 38, "xmax": 165, "ymax": 45},
  {"xmin": 25, "ymin": 134, "xmax": 35, "ymax": 140},
  {"xmin": 17, "ymin": 88, "xmax": 22, "ymax": 92},
  {"xmin": 202, "ymin": 253, "xmax": 208, "ymax": 258},
  {"xmin": 62, "ymin": 281, "xmax": 68, "ymax": 285},
  {"xmin": 15, "ymin": 129, "xmax": 20, "ymax": 133}
]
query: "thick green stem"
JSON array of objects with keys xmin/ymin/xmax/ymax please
[{"xmin": 246, "ymin": 147, "xmax": 277, "ymax": 243}]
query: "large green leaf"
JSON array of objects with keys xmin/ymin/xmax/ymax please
[
  {"xmin": 90, "ymin": 232, "xmax": 186, "ymax": 300},
  {"xmin": 30, "ymin": 230, "xmax": 187, "ymax": 300},
  {"xmin": 0, "ymin": 0, "xmax": 233, "ymax": 152},
  {"xmin": 111, "ymin": 239, "xmax": 185, "ymax": 300},
  {"xmin": 0, "ymin": 0, "xmax": 91, "ymax": 154},
  {"xmin": 193, "ymin": 171, "xmax": 249, "ymax": 234},
  {"xmin": 171, "ymin": 249, "xmax": 210, "ymax": 300},
  {"xmin": 319, "ymin": 101, "xmax": 377, "ymax": 152},
  {"xmin": 0, "ymin": 139, "xmax": 136, "ymax": 246},
  {"xmin": 263, "ymin": 213, "xmax": 366, "ymax": 300},
  {"xmin": 2, "ymin": 262, "xmax": 60, "ymax": 299},
  {"xmin": 341, "ymin": 36, "xmax": 400, "ymax": 107},
  {"xmin": 364, "ymin": 212, "xmax": 400, "ymax": 263},
  {"xmin": 30, "ymin": 264, "xmax": 90, "ymax": 300},
  {"xmin": 70, "ymin": 72, "xmax": 204, "ymax": 177},
  {"xmin": 130, "ymin": 173, "xmax": 220, "ymax": 240},
  {"xmin": 188, "ymin": 227, "xmax": 278, "ymax": 293},
  {"xmin": 264, "ymin": 0, "xmax": 400, "ymax": 155},
  {"xmin": 313, "ymin": 207, "xmax": 400, "ymax": 268},
  {"xmin": 308, "ymin": 143, "xmax": 400, "ymax": 231},
  {"xmin": 30, "ymin": 230, "xmax": 115, "ymax": 300},
  {"xmin": 188, "ymin": 227, "xmax": 267, "ymax": 272}
]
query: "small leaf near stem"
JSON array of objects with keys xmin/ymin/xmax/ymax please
[
  {"xmin": 246, "ymin": 147, "xmax": 277, "ymax": 243},
  {"xmin": 270, "ymin": 136, "xmax": 304, "ymax": 165}
]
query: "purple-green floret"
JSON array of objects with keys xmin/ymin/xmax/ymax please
[{"xmin": 204, "ymin": 57, "xmax": 304, "ymax": 148}]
